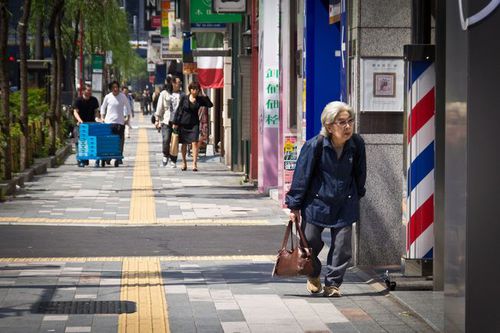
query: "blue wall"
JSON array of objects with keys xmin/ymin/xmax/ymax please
[{"xmin": 305, "ymin": 0, "xmax": 342, "ymax": 139}]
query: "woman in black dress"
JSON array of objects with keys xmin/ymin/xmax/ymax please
[{"xmin": 173, "ymin": 81, "xmax": 213, "ymax": 171}]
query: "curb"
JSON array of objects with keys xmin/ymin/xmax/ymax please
[
  {"xmin": 0, "ymin": 143, "xmax": 73, "ymax": 199},
  {"xmin": 352, "ymin": 266, "xmax": 441, "ymax": 332}
]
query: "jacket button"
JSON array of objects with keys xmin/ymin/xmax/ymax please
[
  {"xmin": 315, "ymin": 194, "xmax": 319, "ymax": 197},
  {"xmin": 348, "ymin": 195, "xmax": 352, "ymax": 199}
]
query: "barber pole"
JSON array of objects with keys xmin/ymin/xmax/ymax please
[{"xmin": 406, "ymin": 61, "xmax": 435, "ymax": 259}]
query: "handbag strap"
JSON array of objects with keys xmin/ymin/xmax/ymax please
[
  {"xmin": 293, "ymin": 219, "xmax": 311, "ymax": 249},
  {"xmin": 280, "ymin": 220, "xmax": 295, "ymax": 250},
  {"xmin": 280, "ymin": 219, "xmax": 311, "ymax": 250}
]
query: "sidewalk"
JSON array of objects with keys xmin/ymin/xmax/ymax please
[
  {"xmin": 0, "ymin": 257, "xmax": 437, "ymax": 333},
  {"xmin": 0, "ymin": 114, "xmax": 286, "ymax": 226},
  {"xmin": 0, "ymin": 115, "xmax": 439, "ymax": 332}
]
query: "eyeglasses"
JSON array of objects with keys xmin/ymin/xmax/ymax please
[{"xmin": 333, "ymin": 119, "xmax": 354, "ymax": 128}]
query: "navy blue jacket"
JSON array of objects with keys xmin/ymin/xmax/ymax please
[{"xmin": 285, "ymin": 134, "xmax": 366, "ymax": 228}]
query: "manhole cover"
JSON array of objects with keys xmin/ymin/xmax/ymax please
[{"xmin": 36, "ymin": 301, "xmax": 136, "ymax": 314}]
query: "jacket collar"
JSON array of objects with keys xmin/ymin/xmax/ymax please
[{"xmin": 323, "ymin": 135, "xmax": 356, "ymax": 152}]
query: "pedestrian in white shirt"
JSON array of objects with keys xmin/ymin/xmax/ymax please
[
  {"xmin": 155, "ymin": 75, "xmax": 185, "ymax": 167},
  {"xmin": 99, "ymin": 81, "xmax": 132, "ymax": 165}
]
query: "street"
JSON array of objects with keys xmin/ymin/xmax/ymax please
[{"xmin": 0, "ymin": 115, "xmax": 436, "ymax": 333}]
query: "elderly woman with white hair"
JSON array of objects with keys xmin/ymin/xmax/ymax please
[{"xmin": 285, "ymin": 101, "xmax": 366, "ymax": 297}]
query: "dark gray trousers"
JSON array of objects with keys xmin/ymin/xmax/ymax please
[
  {"xmin": 301, "ymin": 222, "xmax": 352, "ymax": 287},
  {"xmin": 161, "ymin": 124, "xmax": 177, "ymax": 163}
]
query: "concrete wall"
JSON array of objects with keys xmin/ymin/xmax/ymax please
[
  {"xmin": 351, "ymin": 0, "xmax": 411, "ymax": 265},
  {"xmin": 356, "ymin": 134, "xmax": 405, "ymax": 266}
]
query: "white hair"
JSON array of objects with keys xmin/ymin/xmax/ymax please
[{"xmin": 319, "ymin": 101, "xmax": 354, "ymax": 137}]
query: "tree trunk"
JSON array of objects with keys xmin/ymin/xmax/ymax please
[
  {"xmin": 55, "ymin": 8, "xmax": 63, "ymax": 143},
  {"xmin": 0, "ymin": 0, "xmax": 12, "ymax": 180},
  {"xmin": 47, "ymin": 0, "xmax": 64, "ymax": 155},
  {"xmin": 18, "ymin": 0, "xmax": 32, "ymax": 171},
  {"xmin": 68, "ymin": 10, "xmax": 80, "ymax": 100},
  {"xmin": 34, "ymin": 14, "xmax": 44, "ymax": 87}
]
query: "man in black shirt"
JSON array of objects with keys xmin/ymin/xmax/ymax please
[{"xmin": 73, "ymin": 84, "xmax": 100, "ymax": 167}]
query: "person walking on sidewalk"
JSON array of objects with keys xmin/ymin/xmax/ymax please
[
  {"xmin": 155, "ymin": 75, "xmax": 185, "ymax": 168},
  {"xmin": 285, "ymin": 101, "xmax": 366, "ymax": 297},
  {"xmin": 73, "ymin": 84, "xmax": 100, "ymax": 167},
  {"xmin": 99, "ymin": 81, "xmax": 132, "ymax": 166},
  {"xmin": 122, "ymin": 86, "xmax": 134, "ymax": 138},
  {"xmin": 173, "ymin": 81, "xmax": 213, "ymax": 172}
]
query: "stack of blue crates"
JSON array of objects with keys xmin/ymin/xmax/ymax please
[{"xmin": 77, "ymin": 123, "xmax": 121, "ymax": 159}]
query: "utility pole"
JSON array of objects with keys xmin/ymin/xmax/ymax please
[{"xmin": 133, "ymin": 15, "xmax": 139, "ymax": 48}]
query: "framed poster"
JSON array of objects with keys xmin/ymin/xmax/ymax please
[
  {"xmin": 361, "ymin": 58, "xmax": 404, "ymax": 111},
  {"xmin": 373, "ymin": 72, "xmax": 396, "ymax": 97}
]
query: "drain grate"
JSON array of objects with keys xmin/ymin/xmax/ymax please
[{"xmin": 36, "ymin": 301, "xmax": 136, "ymax": 314}]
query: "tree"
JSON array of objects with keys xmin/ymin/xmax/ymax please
[
  {"xmin": 18, "ymin": 0, "xmax": 33, "ymax": 171},
  {"xmin": 0, "ymin": 0, "xmax": 12, "ymax": 180},
  {"xmin": 47, "ymin": 0, "xmax": 64, "ymax": 155}
]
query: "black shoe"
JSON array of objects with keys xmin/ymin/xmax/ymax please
[
  {"xmin": 101, "ymin": 160, "xmax": 106, "ymax": 167},
  {"xmin": 105, "ymin": 159, "xmax": 111, "ymax": 165},
  {"xmin": 117, "ymin": 159, "xmax": 123, "ymax": 165},
  {"xmin": 78, "ymin": 161, "xmax": 85, "ymax": 167}
]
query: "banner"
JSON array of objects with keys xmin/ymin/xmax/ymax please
[{"xmin": 196, "ymin": 32, "xmax": 224, "ymax": 88}]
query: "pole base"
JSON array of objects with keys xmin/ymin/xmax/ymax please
[{"xmin": 401, "ymin": 257, "xmax": 433, "ymax": 277}]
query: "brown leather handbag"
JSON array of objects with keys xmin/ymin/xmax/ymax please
[{"xmin": 272, "ymin": 220, "xmax": 314, "ymax": 277}]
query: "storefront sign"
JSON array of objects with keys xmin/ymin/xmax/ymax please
[
  {"xmin": 190, "ymin": 0, "xmax": 242, "ymax": 23},
  {"xmin": 144, "ymin": 0, "xmax": 161, "ymax": 31},
  {"xmin": 213, "ymin": 0, "xmax": 246, "ymax": 13},
  {"xmin": 161, "ymin": 0, "xmax": 170, "ymax": 37},
  {"xmin": 329, "ymin": 0, "xmax": 341, "ymax": 24},
  {"xmin": 91, "ymin": 54, "xmax": 104, "ymax": 73},
  {"xmin": 263, "ymin": 67, "xmax": 279, "ymax": 128},
  {"xmin": 284, "ymin": 135, "xmax": 298, "ymax": 193}
]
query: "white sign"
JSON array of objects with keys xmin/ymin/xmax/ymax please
[
  {"xmin": 147, "ymin": 62, "xmax": 156, "ymax": 72},
  {"xmin": 260, "ymin": 0, "xmax": 280, "ymax": 128},
  {"xmin": 213, "ymin": 0, "xmax": 246, "ymax": 13},
  {"xmin": 160, "ymin": 37, "xmax": 169, "ymax": 59},
  {"xmin": 147, "ymin": 43, "xmax": 162, "ymax": 64},
  {"xmin": 105, "ymin": 51, "xmax": 113, "ymax": 65},
  {"xmin": 361, "ymin": 58, "xmax": 404, "ymax": 112}
]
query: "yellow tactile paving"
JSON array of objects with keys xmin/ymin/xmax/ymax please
[
  {"xmin": 118, "ymin": 258, "xmax": 169, "ymax": 333},
  {"xmin": 129, "ymin": 127, "xmax": 157, "ymax": 223},
  {"xmin": 0, "ymin": 255, "xmax": 275, "ymax": 263}
]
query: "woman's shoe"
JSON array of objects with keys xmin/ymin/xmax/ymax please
[
  {"xmin": 181, "ymin": 165, "xmax": 187, "ymax": 171},
  {"xmin": 193, "ymin": 168, "xmax": 198, "ymax": 172},
  {"xmin": 306, "ymin": 277, "xmax": 322, "ymax": 294}
]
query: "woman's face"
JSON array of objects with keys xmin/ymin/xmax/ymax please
[
  {"xmin": 190, "ymin": 87, "xmax": 199, "ymax": 97},
  {"xmin": 328, "ymin": 110, "xmax": 354, "ymax": 145}
]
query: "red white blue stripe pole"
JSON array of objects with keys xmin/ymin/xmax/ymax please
[{"xmin": 406, "ymin": 60, "xmax": 435, "ymax": 259}]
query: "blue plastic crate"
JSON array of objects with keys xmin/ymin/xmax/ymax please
[
  {"xmin": 79, "ymin": 123, "xmax": 113, "ymax": 139},
  {"xmin": 78, "ymin": 135, "xmax": 121, "ymax": 158}
]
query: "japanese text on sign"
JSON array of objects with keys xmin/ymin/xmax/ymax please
[{"xmin": 263, "ymin": 67, "xmax": 279, "ymax": 128}]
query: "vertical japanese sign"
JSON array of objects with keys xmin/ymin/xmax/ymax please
[
  {"xmin": 263, "ymin": 68, "xmax": 279, "ymax": 128},
  {"xmin": 161, "ymin": 0, "xmax": 170, "ymax": 37},
  {"xmin": 144, "ymin": 0, "xmax": 160, "ymax": 31},
  {"xmin": 258, "ymin": 0, "xmax": 280, "ymax": 192}
]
